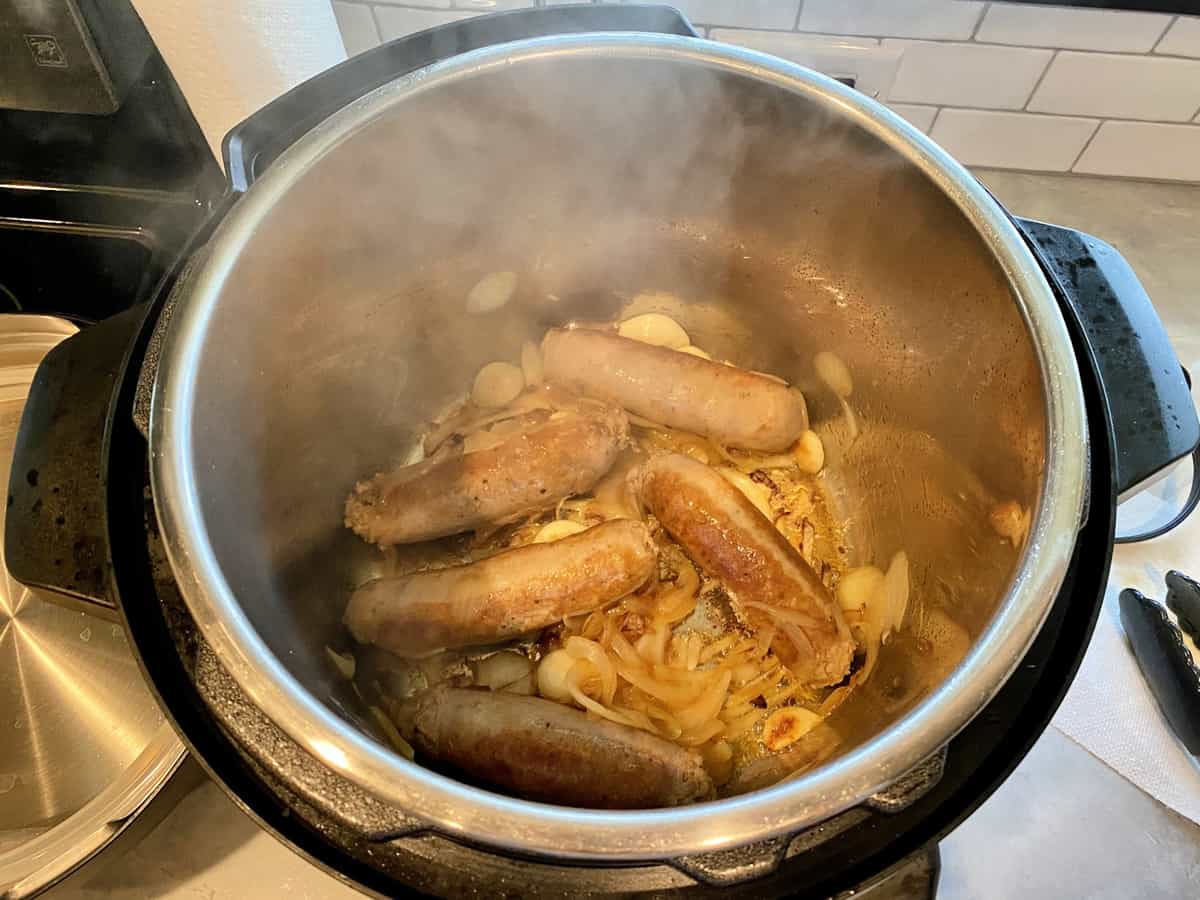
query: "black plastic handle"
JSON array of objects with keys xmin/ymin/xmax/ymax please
[
  {"xmin": 1016, "ymin": 218, "xmax": 1200, "ymax": 506},
  {"xmin": 222, "ymin": 4, "xmax": 698, "ymax": 192},
  {"xmin": 5, "ymin": 306, "xmax": 149, "ymax": 618}
]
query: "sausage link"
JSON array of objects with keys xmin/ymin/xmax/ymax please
[
  {"xmin": 345, "ymin": 405, "xmax": 628, "ymax": 546},
  {"xmin": 638, "ymin": 454, "xmax": 854, "ymax": 687},
  {"xmin": 542, "ymin": 328, "xmax": 807, "ymax": 451},
  {"xmin": 412, "ymin": 687, "xmax": 714, "ymax": 808},
  {"xmin": 345, "ymin": 519, "xmax": 657, "ymax": 656}
]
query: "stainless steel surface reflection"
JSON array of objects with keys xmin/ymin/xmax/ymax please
[{"xmin": 0, "ymin": 316, "xmax": 185, "ymax": 896}]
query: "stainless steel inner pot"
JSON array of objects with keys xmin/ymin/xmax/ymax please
[{"xmin": 150, "ymin": 35, "xmax": 1087, "ymax": 858}]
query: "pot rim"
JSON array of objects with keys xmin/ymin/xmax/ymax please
[{"xmin": 150, "ymin": 34, "xmax": 1088, "ymax": 860}]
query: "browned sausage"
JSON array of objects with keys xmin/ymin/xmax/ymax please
[
  {"xmin": 411, "ymin": 687, "xmax": 713, "ymax": 807},
  {"xmin": 541, "ymin": 329, "xmax": 808, "ymax": 451},
  {"xmin": 345, "ymin": 519, "xmax": 657, "ymax": 656},
  {"xmin": 638, "ymin": 454, "xmax": 854, "ymax": 687},
  {"xmin": 345, "ymin": 405, "xmax": 628, "ymax": 546}
]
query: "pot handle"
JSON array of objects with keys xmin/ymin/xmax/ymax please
[
  {"xmin": 5, "ymin": 306, "xmax": 150, "ymax": 619},
  {"xmin": 1016, "ymin": 217, "xmax": 1200, "ymax": 540},
  {"xmin": 222, "ymin": 4, "xmax": 699, "ymax": 192}
]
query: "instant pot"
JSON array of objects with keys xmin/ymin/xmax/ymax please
[{"xmin": 7, "ymin": 6, "xmax": 1199, "ymax": 897}]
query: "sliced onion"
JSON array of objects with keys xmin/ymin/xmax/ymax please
[
  {"xmin": 814, "ymin": 350, "xmax": 853, "ymax": 398},
  {"xmin": 880, "ymin": 551, "xmax": 910, "ymax": 640},
  {"xmin": 677, "ymin": 670, "xmax": 732, "ymax": 732},
  {"xmin": 729, "ymin": 665, "xmax": 783, "ymax": 706},
  {"xmin": 565, "ymin": 636, "xmax": 618, "ymax": 703},
  {"xmin": 618, "ymin": 312, "xmax": 690, "ymax": 348},
  {"xmin": 840, "ymin": 396, "xmax": 859, "ymax": 441},
  {"xmin": 473, "ymin": 651, "xmax": 533, "ymax": 692},
  {"xmin": 618, "ymin": 664, "xmax": 705, "ymax": 707},
  {"xmin": 730, "ymin": 661, "xmax": 761, "ymax": 683},
  {"xmin": 677, "ymin": 345, "xmax": 711, "ymax": 359},
  {"xmin": 424, "ymin": 396, "xmax": 551, "ymax": 455},
  {"xmin": 369, "ymin": 706, "xmax": 415, "ymax": 760},
  {"xmin": 699, "ymin": 633, "xmax": 738, "ymax": 663},
  {"xmin": 537, "ymin": 648, "xmax": 577, "ymax": 702},
  {"xmin": 763, "ymin": 679, "xmax": 802, "ymax": 707},
  {"xmin": 780, "ymin": 620, "xmax": 816, "ymax": 661},
  {"xmin": 610, "ymin": 632, "xmax": 644, "ymax": 669},
  {"xmin": 642, "ymin": 705, "xmax": 684, "ymax": 740},
  {"xmin": 324, "ymin": 646, "xmax": 356, "ymax": 680},
  {"xmin": 793, "ymin": 430, "xmax": 825, "ymax": 475},
  {"xmin": 990, "ymin": 500, "xmax": 1029, "ymax": 546},
  {"xmin": 569, "ymin": 682, "xmax": 637, "ymax": 727},
  {"xmin": 836, "ymin": 566, "xmax": 884, "ymax": 612},
  {"xmin": 755, "ymin": 626, "xmax": 777, "ymax": 659},
  {"xmin": 678, "ymin": 719, "xmax": 727, "ymax": 747},
  {"xmin": 520, "ymin": 340, "xmax": 544, "ymax": 386},
  {"xmin": 533, "ymin": 519, "xmax": 588, "ymax": 544},
  {"xmin": 721, "ymin": 707, "xmax": 764, "ymax": 740},
  {"xmin": 466, "ymin": 270, "xmax": 517, "ymax": 313},
  {"xmin": 717, "ymin": 467, "xmax": 773, "ymax": 518},
  {"xmin": 472, "ymin": 362, "xmax": 524, "ymax": 409},
  {"xmin": 762, "ymin": 707, "xmax": 822, "ymax": 751},
  {"xmin": 612, "ymin": 705, "xmax": 659, "ymax": 734}
]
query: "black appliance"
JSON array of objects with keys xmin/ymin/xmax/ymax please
[{"xmin": 3, "ymin": 5, "xmax": 1196, "ymax": 899}]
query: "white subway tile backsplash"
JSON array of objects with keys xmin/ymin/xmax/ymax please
[
  {"xmin": 1074, "ymin": 121, "xmax": 1200, "ymax": 182},
  {"xmin": 930, "ymin": 108, "xmax": 1097, "ymax": 170},
  {"xmin": 711, "ymin": 28, "xmax": 878, "ymax": 53},
  {"xmin": 333, "ymin": 2, "xmax": 381, "ymax": 56},
  {"xmin": 373, "ymin": 6, "xmax": 475, "ymax": 41},
  {"xmin": 622, "ymin": 0, "xmax": 799, "ymax": 31},
  {"xmin": 884, "ymin": 40, "xmax": 1051, "ymax": 109},
  {"xmin": 1155, "ymin": 16, "xmax": 1200, "ymax": 58},
  {"xmin": 320, "ymin": 0, "xmax": 1200, "ymax": 182},
  {"xmin": 888, "ymin": 103, "xmax": 939, "ymax": 133},
  {"xmin": 797, "ymin": 0, "xmax": 985, "ymax": 41},
  {"xmin": 977, "ymin": 4, "xmax": 1171, "ymax": 53},
  {"xmin": 709, "ymin": 29, "xmax": 902, "ymax": 98},
  {"xmin": 1029, "ymin": 51, "xmax": 1200, "ymax": 122}
]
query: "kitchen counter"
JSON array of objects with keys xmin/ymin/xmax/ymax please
[{"xmin": 47, "ymin": 172, "xmax": 1200, "ymax": 899}]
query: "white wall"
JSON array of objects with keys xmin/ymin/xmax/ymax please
[{"xmin": 331, "ymin": 0, "xmax": 1200, "ymax": 183}]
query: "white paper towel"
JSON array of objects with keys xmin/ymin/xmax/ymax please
[
  {"xmin": 1051, "ymin": 334, "xmax": 1200, "ymax": 824},
  {"xmin": 133, "ymin": 0, "xmax": 347, "ymax": 164}
]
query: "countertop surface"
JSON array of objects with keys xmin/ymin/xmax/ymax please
[{"xmin": 47, "ymin": 171, "xmax": 1200, "ymax": 899}]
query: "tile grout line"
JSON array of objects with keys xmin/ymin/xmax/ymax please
[
  {"xmin": 354, "ymin": 6, "xmax": 1199, "ymax": 61},
  {"xmin": 1067, "ymin": 119, "xmax": 1104, "ymax": 172},
  {"xmin": 968, "ymin": 1, "xmax": 990, "ymax": 42},
  {"xmin": 367, "ymin": 3, "xmax": 385, "ymax": 40},
  {"xmin": 1150, "ymin": 15, "xmax": 1180, "ymax": 54},
  {"xmin": 881, "ymin": 100, "xmax": 1200, "ymax": 126},
  {"xmin": 712, "ymin": 24, "xmax": 1200, "ymax": 60},
  {"xmin": 927, "ymin": 106, "xmax": 944, "ymax": 133},
  {"xmin": 1023, "ymin": 49, "xmax": 1057, "ymax": 112}
]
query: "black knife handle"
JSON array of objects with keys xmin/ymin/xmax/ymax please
[{"xmin": 1119, "ymin": 587, "xmax": 1200, "ymax": 755}]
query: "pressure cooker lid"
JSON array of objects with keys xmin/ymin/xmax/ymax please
[{"xmin": 0, "ymin": 315, "xmax": 185, "ymax": 897}]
